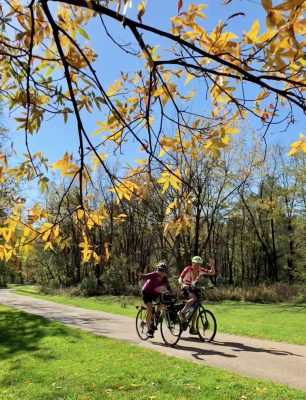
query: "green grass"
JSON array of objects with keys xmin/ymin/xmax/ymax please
[
  {"xmin": 10, "ymin": 285, "xmax": 306, "ymax": 345},
  {"xmin": 0, "ymin": 305, "xmax": 305, "ymax": 400}
]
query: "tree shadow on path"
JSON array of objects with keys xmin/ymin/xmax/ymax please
[
  {"xmin": 151, "ymin": 338, "xmax": 237, "ymax": 361},
  {"xmin": 177, "ymin": 336, "xmax": 302, "ymax": 357},
  {"xmin": 210, "ymin": 339, "xmax": 302, "ymax": 357}
]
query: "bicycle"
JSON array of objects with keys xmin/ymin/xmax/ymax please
[
  {"xmin": 178, "ymin": 286, "xmax": 217, "ymax": 342},
  {"xmin": 135, "ymin": 292, "xmax": 182, "ymax": 346}
]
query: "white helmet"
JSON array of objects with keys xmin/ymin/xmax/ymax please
[{"xmin": 192, "ymin": 256, "xmax": 203, "ymax": 264}]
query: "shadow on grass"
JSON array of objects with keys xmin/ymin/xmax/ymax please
[{"xmin": 0, "ymin": 308, "xmax": 76, "ymax": 360}]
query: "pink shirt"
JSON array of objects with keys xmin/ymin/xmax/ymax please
[{"xmin": 141, "ymin": 272, "xmax": 169, "ymax": 294}]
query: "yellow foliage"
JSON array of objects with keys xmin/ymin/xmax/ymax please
[
  {"xmin": 244, "ymin": 19, "xmax": 260, "ymax": 44},
  {"xmin": 109, "ymin": 180, "xmax": 140, "ymax": 203},
  {"xmin": 165, "ymin": 199, "xmax": 178, "ymax": 215},
  {"xmin": 157, "ymin": 169, "xmax": 181, "ymax": 193},
  {"xmin": 185, "ymin": 72, "xmax": 195, "ymax": 85},
  {"xmin": 288, "ymin": 134, "xmax": 306, "ymax": 156},
  {"xmin": 50, "ymin": 153, "xmax": 79, "ymax": 178}
]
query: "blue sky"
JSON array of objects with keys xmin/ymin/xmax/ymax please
[{"xmin": 5, "ymin": 0, "xmax": 304, "ymax": 173}]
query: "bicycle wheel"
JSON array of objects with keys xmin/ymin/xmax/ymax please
[
  {"xmin": 160, "ymin": 309, "xmax": 182, "ymax": 346},
  {"xmin": 196, "ymin": 309, "xmax": 217, "ymax": 342},
  {"xmin": 135, "ymin": 308, "xmax": 150, "ymax": 340}
]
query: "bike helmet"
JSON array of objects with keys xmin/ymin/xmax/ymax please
[
  {"xmin": 192, "ymin": 256, "xmax": 203, "ymax": 264},
  {"xmin": 157, "ymin": 261, "xmax": 168, "ymax": 273}
]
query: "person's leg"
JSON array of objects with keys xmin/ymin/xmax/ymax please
[
  {"xmin": 179, "ymin": 292, "xmax": 196, "ymax": 321},
  {"xmin": 157, "ymin": 302, "xmax": 163, "ymax": 314},
  {"xmin": 146, "ymin": 302, "xmax": 153, "ymax": 333},
  {"xmin": 189, "ymin": 312, "xmax": 198, "ymax": 334},
  {"xmin": 142, "ymin": 292, "xmax": 154, "ymax": 335}
]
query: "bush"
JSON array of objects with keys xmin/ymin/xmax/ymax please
[
  {"xmin": 100, "ymin": 257, "xmax": 131, "ymax": 295},
  {"xmin": 80, "ymin": 276, "xmax": 100, "ymax": 297},
  {"xmin": 203, "ymin": 283, "xmax": 306, "ymax": 303}
]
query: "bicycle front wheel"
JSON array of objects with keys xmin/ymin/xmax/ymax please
[
  {"xmin": 160, "ymin": 310, "xmax": 182, "ymax": 346},
  {"xmin": 136, "ymin": 308, "xmax": 150, "ymax": 340},
  {"xmin": 196, "ymin": 309, "xmax": 217, "ymax": 342}
]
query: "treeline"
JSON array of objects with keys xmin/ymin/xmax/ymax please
[{"xmin": 2, "ymin": 139, "xmax": 306, "ymax": 291}]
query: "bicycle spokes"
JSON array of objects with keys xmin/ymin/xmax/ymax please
[
  {"xmin": 160, "ymin": 310, "xmax": 182, "ymax": 346},
  {"xmin": 196, "ymin": 309, "xmax": 217, "ymax": 342},
  {"xmin": 136, "ymin": 308, "xmax": 150, "ymax": 340}
]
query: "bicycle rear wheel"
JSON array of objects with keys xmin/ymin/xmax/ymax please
[
  {"xmin": 160, "ymin": 309, "xmax": 182, "ymax": 346},
  {"xmin": 135, "ymin": 308, "xmax": 150, "ymax": 340},
  {"xmin": 196, "ymin": 309, "xmax": 217, "ymax": 342}
]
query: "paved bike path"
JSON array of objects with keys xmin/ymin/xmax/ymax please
[{"xmin": 0, "ymin": 290, "xmax": 305, "ymax": 392}]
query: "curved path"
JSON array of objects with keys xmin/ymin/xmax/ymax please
[{"xmin": 0, "ymin": 290, "xmax": 305, "ymax": 392}]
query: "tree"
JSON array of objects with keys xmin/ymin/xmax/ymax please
[{"xmin": 0, "ymin": 0, "xmax": 305, "ymax": 265}]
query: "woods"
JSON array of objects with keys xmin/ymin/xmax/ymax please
[{"xmin": 2, "ymin": 138, "xmax": 304, "ymax": 290}]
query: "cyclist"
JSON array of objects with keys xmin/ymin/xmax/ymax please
[
  {"xmin": 139, "ymin": 261, "xmax": 172, "ymax": 337},
  {"xmin": 178, "ymin": 256, "xmax": 215, "ymax": 334}
]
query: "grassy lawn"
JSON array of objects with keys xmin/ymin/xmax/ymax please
[
  {"xmin": 10, "ymin": 285, "xmax": 306, "ymax": 345},
  {"xmin": 0, "ymin": 305, "xmax": 305, "ymax": 400}
]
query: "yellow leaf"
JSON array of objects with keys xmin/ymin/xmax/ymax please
[
  {"xmin": 288, "ymin": 134, "xmax": 306, "ymax": 156},
  {"xmin": 53, "ymin": 225, "xmax": 60, "ymax": 238},
  {"xmin": 104, "ymin": 242, "xmax": 110, "ymax": 261},
  {"xmin": 261, "ymin": 0, "xmax": 272, "ymax": 12},
  {"xmin": 137, "ymin": 0, "xmax": 146, "ymax": 23},
  {"xmin": 152, "ymin": 87, "xmax": 164, "ymax": 97},
  {"xmin": 44, "ymin": 241, "xmax": 54, "ymax": 251},
  {"xmin": 76, "ymin": 208, "xmax": 85, "ymax": 220},
  {"xmin": 157, "ymin": 169, "xmax": 181, "ymax": 193},
  {"xmin": 23, "ymin": 226, "xmax": 31, "ymax": 237},
  {"xmin": 165, "ymin": 199, "xmax": 178, "ymax": 215},
  {"xmin": 257, "ymin": 29, "xmax": 276, "ymax": 43},
  {"xmin": 135, "ymin": 158, "xmax": 148, "ymax": 165},
  {"xmin": 93, "ymin": 252, "xmax": 101, "ymax": 265},
  {"xmin": 244, "ymin": 19, "xmax": 260, "ymax": 44},
  {"xmin": 185, "ymin": 72, "xmax": 195, "ymax": 85},
  {"xmin": 226, "ymin": 128, "xmax": 240, "ymax": 134},
  {"xmin": 2, "ymin": 228, "xmax": 13, "ymax": 242},
  {"xmin": 221, "ymin": 135, "xmax": 229, "ymax": 144},
  {"xmin": 175, "ymin": 214, "xmax": 190, "ymax": 236},
  {"xmin": 76, "ymin": 26, "xmax": 90, "ymax": 40},
  {"xmin": 171, "ymin": 16, "xmax": 184, "ymax": 24},
  {"xmin": 5, "ymin": 249, "xmax": 13, "ymax": 262}
]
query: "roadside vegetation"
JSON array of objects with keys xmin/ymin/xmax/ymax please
[
  {"xmin": 10, "ymin": 285, "xmax": 306, "ymax": 345},
  {"xmin": 0, "ymin": 306, "xmax": 305, "ymax": 400}
]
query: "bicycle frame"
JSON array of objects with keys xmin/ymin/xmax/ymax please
[
  {"xmin": 181, "ymin": 289, "xmax": 207, "ymax": 326},
  {"xmin": 182, "ymin": 298, "xmax": 200, "ymax": 326},
  {"xmin": 179, "ymin": 288, "xmax": 217, "ymax": 342},
  {"xmin": 136, "ymin": 292, "xmax": 182, "ymax": 346}
]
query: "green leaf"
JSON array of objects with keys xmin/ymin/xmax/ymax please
[
  {"xmin": 45, "ymin": 64, "xmax": 55, "ymax": 78},
  {"xmin": 77, "ymin": 26, "xmax": 90, "ymax": 40},
  {"xmin": 39, "ymin": 177, "xmax": 49, "ymax": 194}
]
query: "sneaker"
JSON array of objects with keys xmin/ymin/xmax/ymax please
[
  {"xmin": 147, "ymin": 328, "xmax": 154, "ymax": 337},
  {"xmin": 189, "ymin": 327, "xmax": 198, "ymax": 335},
  {"xmin": 182, "ymin": 322, "xmax": 188, "ymax": 331}
]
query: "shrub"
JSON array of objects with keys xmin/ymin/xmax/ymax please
[
  {"xmin": 203, "ymin": 283, "xmax": 306, "ymax": 303},
  {"xmin": 80, "ymin": 276, "xmax": 99, "ymax": 297},
  {"xmin": 100, "ymin": 257, "xmax": 130, "ymax": 295}
]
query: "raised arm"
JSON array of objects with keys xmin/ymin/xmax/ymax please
[{"xmin": 200, "ymin": 257, "xmax": 215, "ymax": 276}]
